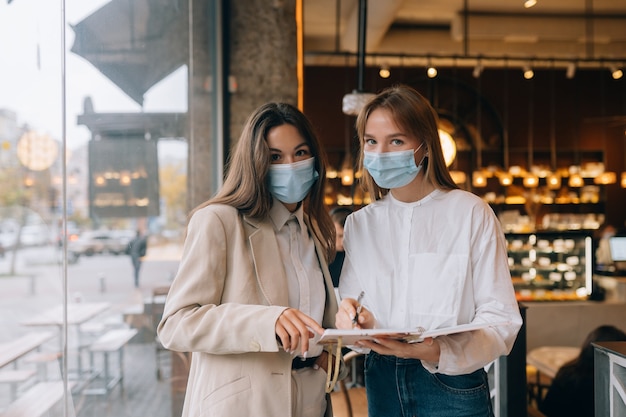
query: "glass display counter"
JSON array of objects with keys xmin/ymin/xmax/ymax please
[{"xmin": 505, "ymin": 231, "xmax": 593, "ymax": 301}]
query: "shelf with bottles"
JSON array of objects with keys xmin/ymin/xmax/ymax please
[{"xmin": 505, "ymin": 231, "xmax": 593, "ymax": 302}]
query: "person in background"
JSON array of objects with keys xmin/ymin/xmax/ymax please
[
  {"xmin": 335, "ymin": 84, "xmax": 522, "ymax": 417},
  {"xmin": 539, "ymin": 325, "xmax": 626, "ymax": 417},
  {"xmin": 128, "ymin": 229, "xmax": 147, "ymax": 288},
  {"xmin": 328, "ymin": 206, "xmax": 353, "ymax": 287},
  {"xmin": 157, "ymin": 102, "xmax": 345, "ymax": 417}
]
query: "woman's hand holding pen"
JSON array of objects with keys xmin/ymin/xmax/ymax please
[
  {"xmin": 275, "ymin": 308, "xmax": 324, "ymax": 354},
  {"xmin": 336, "ymin": 297, "xmax": 374, "ymax": 329}
]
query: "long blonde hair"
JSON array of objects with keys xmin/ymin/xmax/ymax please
[
  {"xmin": 355, "ymin": 84, "xmax": 458, "ymax": 200},
  {"xmin": 193, "ymin": 102, "xmax": 335, "ymax": 261}
]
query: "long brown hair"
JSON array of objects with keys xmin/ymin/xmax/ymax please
[
  {"xmin": 355, "ymin": 84, "xmax": 458, "ymax": 200},
  {"xmin": 193, "ymin": 102, "xmax": 335, "ymax": 261}
]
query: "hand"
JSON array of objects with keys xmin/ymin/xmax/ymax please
[
  {"xmin": 356, "ymin": 337, "xmax": 440, "ymax": 362},
  {"xmin": 335, "ymin": 298, "xmax": 374, "ymax": 329},
  {"xmin": 275, "ymin": 308, "xmax": 324, "ymax": 354},
  {"xmin": 314, "ymin": 350, "xmax": 330, "ymax": 373}
]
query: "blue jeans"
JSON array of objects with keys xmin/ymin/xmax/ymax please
[{"xmin": 365, "ymin": 351, "xmax": 494, "ymax": 417}]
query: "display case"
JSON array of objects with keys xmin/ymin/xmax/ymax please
[{"xmin": 505, "ymin": 231, "xmax": 593, "ymax": 302}]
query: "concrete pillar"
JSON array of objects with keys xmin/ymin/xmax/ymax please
[{"xmin": 188, "ymin": 0, "xmax": 298, "ymax": 210}]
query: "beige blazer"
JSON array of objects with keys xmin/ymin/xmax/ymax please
[{"xmin": 157, "ymin": 204, "xmax": 339, "ymax": 417}]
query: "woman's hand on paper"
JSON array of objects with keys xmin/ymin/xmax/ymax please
[
  {"xmin": 336, "ymin": 298, "xmax": 374, "ymax": 329},
  {"xmin": 275, "ymin": 308, "xmax": 324, "ymax": 354},
  {"xmin": 356, "ymin": 336, "xmax": 441, "ymax": 362}
]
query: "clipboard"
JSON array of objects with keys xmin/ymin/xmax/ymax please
[{"xmin": 318, "ymin": 321, "xmax": 512, "ymax": 345}]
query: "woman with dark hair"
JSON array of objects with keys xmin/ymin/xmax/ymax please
[
  {"xmin": 335, "ymin": 84, "xmax": 522, "ymax": 416},
  {"xmin": 158, "ymin": 102, "xmax": 343, "ymax": 417},
  {"xmin": 540, "ymin": 325, "xmax": 626, "ymax": 417}
]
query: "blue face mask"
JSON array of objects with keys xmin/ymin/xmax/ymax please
[
  {"xmin": 268, "ymin": 157, "xmax": 319, "ymax": 204},
  {"xmin": 363, "ymin": 144, "xmax": 426, "ymax": 189}
]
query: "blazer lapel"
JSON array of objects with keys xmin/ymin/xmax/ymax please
[{"xmin": 244, "ymin": 216, "xmax": 289, "ymax": 306}]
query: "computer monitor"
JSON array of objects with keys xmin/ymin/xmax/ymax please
[
  {"xmin": 609, "ymin": 237, "xmax": 626, "ymax": 272},
  {"xmin": 609, "ymin": 237, "xmax": 626, "ymax": 261}
]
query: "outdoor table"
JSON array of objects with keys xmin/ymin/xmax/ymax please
[
  {"xmin": 20, "ymin": 302, "xmax": 111, "ymax": 383},
  {"xmin": 0, "ymin": 331, "xmax": 55, "ymax": 369}
]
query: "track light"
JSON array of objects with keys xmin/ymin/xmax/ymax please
[
  {"xmin": 473, "ymin": 61, "xmax": 483, "ymax": 78},
  {"xmin": 610, "ymin": 65, "xmax": 623, "ymax": 80},
  {"xmin": 523, "ymin": 65, "xmax": 534, "ymax": 79},
  {"xmin": 379, "ymin": 64, "xmax": 391, "ymax": 79},
  {"xmin": 566, "ymin": 62, "xmax": 576, "ymax": 79},
  {"xmin": 427, "ymin": 59, "xmax": 437, "ymax": 78},
  {"xmin": 524, "ymin": 0, "xmax": 537, "ymax": 8}
]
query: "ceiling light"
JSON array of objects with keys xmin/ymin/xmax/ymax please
[
  {"xmin": 568, "ymin": 173, "xmax": 584, "ymax": 188},
  {"xmin": 498, "ymin": 172, "xmax": 513, "ymax": 186},
  {"xmin": 326, "ymin": 165, "xmax": 338, "ymax": 179},
  {"xmin": 610, "ymin": 65, "xmax": 623, "ymax": 80},
  {"xmin": 379, "ymin": 64, "xmax": 391, "ymax": 79},
  {"xmin": 473, "ymin": 61, "xmax": 483, "ymax": 78},
  {"xmin": 340, "ymin": 152, "xmax": 354, "ymax": 186},
  {"xmin": 523, "ymin": 65, "xmax": 534, "ymax": 79},
  {"xmin": 566, "ymin": 62, "xmax": 576, "ymax": 79},
  {"xmin": 342, "ymin": 90, "xmax": 376, "ymax": 116},
  {"xmin": 594, "ymin": 171, "xmax": 617, "ymax": 185},
  {"xmin": 449, "ymin": 170, "xmax": 467, "ymax": 185},
  {"xmin": 547, "ymin": 173, "xmax": 561, "ymax": 189},
  {"xmin": 524, "ymin": 0, "xmax": 537, "ymax": 8},
  {"xmin": 438, "ymin": 129, "xmax": 456, "ymax": 166},
  {"xmin": 523, "ymin": 174, "xmax": 539, "ymax": 188},
  {"xmin": 472, "ymin": 171, "xmax": 488, "ymax": 188},
  {"xmin": 427, "ymin": 59, "xmax": 437, "ymax": 78}
]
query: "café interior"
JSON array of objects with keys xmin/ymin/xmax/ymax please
[{"xmin": 303, "ymin": 2, "xmax": 626, "ymax": 416}]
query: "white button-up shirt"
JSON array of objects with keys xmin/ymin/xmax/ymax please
[{"xmin": 339, "ymin": 189, "xmax": 522, "ymax": 375}]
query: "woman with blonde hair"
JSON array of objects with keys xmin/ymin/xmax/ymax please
[
  {"xmin": 335, "ymin": 84, "xmax": 522, "ymax": 416},
  {"xmin": 158, "ymin": 102, "xmax": 343, "ymax": 417}
]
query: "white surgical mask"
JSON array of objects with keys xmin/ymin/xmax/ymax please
[
  {"xmin": 268, "ymin": 157, "xmax": 319, "ymax": 204},
  {"xmin": 363, "ymin": 144, "xmax": 426, "ymax": 189}
]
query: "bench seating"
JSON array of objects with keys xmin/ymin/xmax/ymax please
[
  {"xmin": 85, "ymin": 328, "xmax": 138, "ymax": 395},
  {"xmin": 0, "ymin": 369, "xmax": 36, "ymax": 401},
  {"xmin": 0, "ymin": 381, "xmax": 69, "ymax": 417}
]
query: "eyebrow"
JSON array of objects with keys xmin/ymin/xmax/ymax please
[
  {"xmin": 363, "ymin": 132, "xmax": 408, "ymax": 139},
  {"xmin": 268, "ymin": 142, "xmax": 310, "ymax": 153}
]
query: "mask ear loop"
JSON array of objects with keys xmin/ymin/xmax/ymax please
[{"xmin": 324, "ymin": 337, "xmax": 343, "ymax": 393}]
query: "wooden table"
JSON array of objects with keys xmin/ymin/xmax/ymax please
[
  {"xmin": 20, "ymin": 302, "xmax": 111, "ymax": 382},
  {"xmin": 526, "ymin": 346, "xmax": 580, "ymax": 379},
  {"xmin": 0, "ymin": 332, "xmax": 55, "ymax": 369},
  {"xmin": 526, "ymin": 345, "xmax": 580, "ymax": 407},
  {"xmin": 20, "ymin": 302, "xmax": 111, "ymax": 328}
]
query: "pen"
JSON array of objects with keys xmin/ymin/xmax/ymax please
[{"xmin": 352, "ymin": 291, "xmax": 365, "ymax": 326}]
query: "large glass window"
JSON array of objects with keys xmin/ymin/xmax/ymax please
[{"xmin": 1, "ymin": 1, "xmax": 193, "ymax": 415}]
